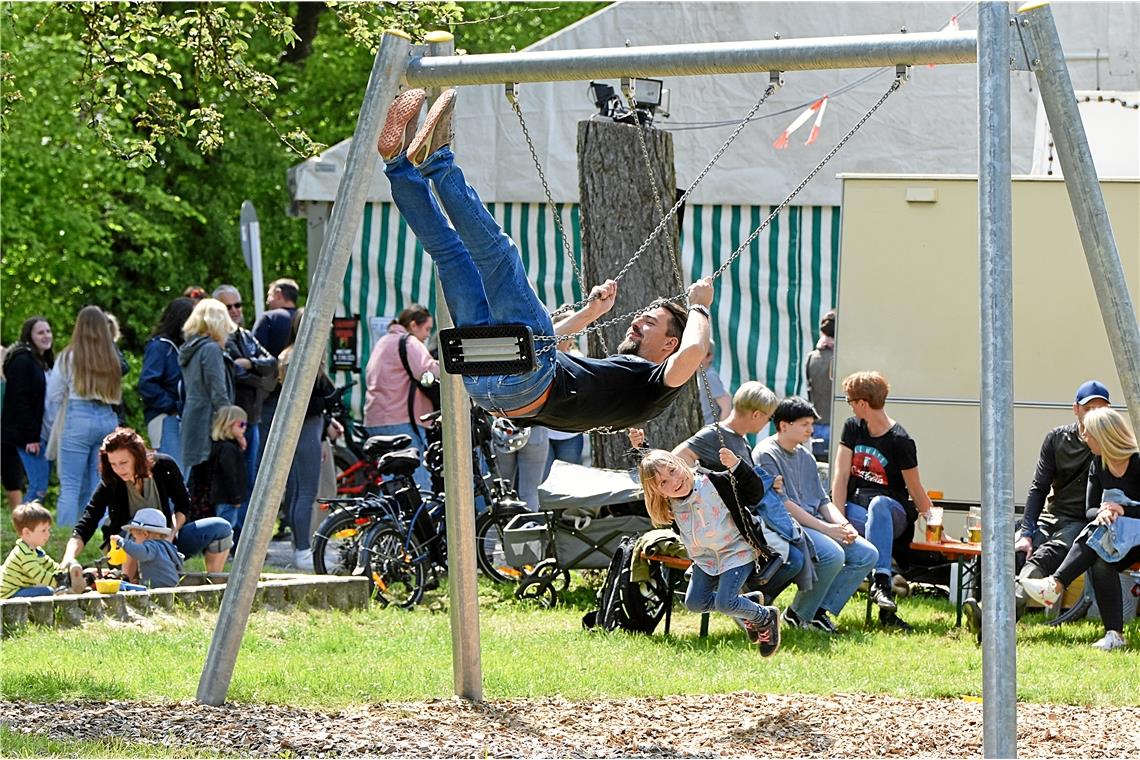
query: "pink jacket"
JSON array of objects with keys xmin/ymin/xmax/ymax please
[{"xmin": 364, "ymin": 325, "xmax": 439, "ymax": 429}]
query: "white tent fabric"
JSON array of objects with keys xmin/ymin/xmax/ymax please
[
  {"xmin": 290, "ymin": 1, "xmax": 1139, "ymax": 207},
  {"xmin": 1031, "ymin": 90, "xmax": 1140, "ymax": 177},
  {"xmin": 293, "ymin": 2, "xmax": 1138, "ymax": 418}
]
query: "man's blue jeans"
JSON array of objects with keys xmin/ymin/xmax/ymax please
[
  {"xmin": 847, "ymin": 495, "xmax": 908, "ymax": 576},
  {"xmin": 685, "ymin": 560, "xmax": 767, "ymax": 623},
  {"xmin": 385, "ymin": 148, "xmax": 555, "ymax": 412}
]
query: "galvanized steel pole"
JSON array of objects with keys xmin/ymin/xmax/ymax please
[
  {"xmin": 425, "ymin": 30, "xmax": 484, "ymax": 703},
  {"xmin": 1020, "ymin": 2, "xmax": 1140, "ymax": 436},
  {"xmin": 196, "ymin": 30, "xmax": 413, "ymax": 706},
  {"xmin": 405, "ymin": 31, "xmax": 978, "ymax": 86},
  {"xmin": 977, "ymin": 4, "xmax": 1017, "ymax": 757}
]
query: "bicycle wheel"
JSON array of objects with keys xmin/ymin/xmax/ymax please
[
  {"xmin": 362, "ymin": 521, "xmax": 426, "ymax": 609},
  {"xmin": 474, "ymin": 510, "xmax": 522, "ymax": 584},
  {"xmin": 311, "ymin": 509, "xmax": 365, "ymax": 575}
]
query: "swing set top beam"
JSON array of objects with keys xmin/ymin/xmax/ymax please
[{"xmin": 405, "ymin": 30, "xmax": 978, "ymax": 87}]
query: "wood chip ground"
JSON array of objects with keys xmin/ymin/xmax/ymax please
[{"xmin": 3, "ymin": 692, "xmax": 1137, "ymax": 757}]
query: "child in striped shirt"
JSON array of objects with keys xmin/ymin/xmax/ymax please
[{"xmin": 0, "ymin": 502, "xmax": 65, "ymax": 598}]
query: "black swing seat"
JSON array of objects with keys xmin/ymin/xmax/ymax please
[
  {"xmin": 377, "ymin": 448, "xmax": 423, "ymax": 478},
  {"xmin": 438, "ymin": 324, "xmax": 537, "ymax": 376},
  {"xmin": 363, "ymin": 434, "xmax": 414, "ymax": 459}
]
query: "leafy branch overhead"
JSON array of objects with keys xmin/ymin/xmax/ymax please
[{"xmin": 16, "ymin": 2, "xmax": 463, "ymax": 166}]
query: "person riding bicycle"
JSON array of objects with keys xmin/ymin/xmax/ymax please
[{"xmin": 379, "ymin": 88, "xmax": 713, "ymax": 433}]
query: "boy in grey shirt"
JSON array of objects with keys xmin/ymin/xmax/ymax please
[{"xmin": 753, "ymin": 397, "xmax": 877, "ymax": 633}]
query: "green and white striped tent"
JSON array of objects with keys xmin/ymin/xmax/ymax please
[{"xmin": 331, "ymin": 199, "xmax": 838, "ymax": 416}]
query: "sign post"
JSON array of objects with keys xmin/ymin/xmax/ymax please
[{"xmin": 239, "ymin": 200, "xmax": 266, "ymax": 321}]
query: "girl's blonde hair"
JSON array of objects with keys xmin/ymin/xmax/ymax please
[
  {"xmin": 1083, "ymin": 407, "xmax": 1138, "ymax": 466},
  {"xmin": 183, "ymin": 298, "xmax": 236, "ymax": 344},
  {"xmin": 211, "ymin": 405, "xmax": 247, "ymax": 441},
  {"xmin": 59, "ymin": 305, "xmax": 122, "ymax": 403},
  {"xmin": 637, "ymin": 449, "xmax": 695, "ymax": 527}
]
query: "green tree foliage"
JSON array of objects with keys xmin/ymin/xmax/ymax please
[{"xmin": 1, "ymin": 1, "xmax": 606, "ymax": 366}]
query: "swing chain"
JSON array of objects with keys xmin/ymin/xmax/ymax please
[
  {"xmin": 707, "ymin": 74, "xmax": 903, "ymax": 284},
  {"xmin": 506, "ymin": 82, "xmax": 610, "ymax": 355},
  {"xmin": 607, "ymin": 79, "xmax": 779, "ymax": 287},
  {"xmin": 621, "ymin": 78, "xmax": 688, "ymax": 297},
  {"xmin": 538, "ymin": 74, "xmax": 904, "ymax": 354}
]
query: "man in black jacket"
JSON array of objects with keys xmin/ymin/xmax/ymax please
[
  {"xmin": 1016, "ymin": 382, "xmax": 1111, "ymax": 579},
  {"xmin": 213, "ymin": 285, "xmax": 278, "ymax": 534},
  {"xmin": 964, "ymin": 380, "xmax": 1111, "ymax": 637}
]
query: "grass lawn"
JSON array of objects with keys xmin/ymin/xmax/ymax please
[{"xmin": 3, "ymin": 575, "xmax": 1137, "ymax": 709}]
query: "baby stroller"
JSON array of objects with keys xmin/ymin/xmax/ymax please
[{"xmin": 502, "ymin": 460, "xmax": 653, "ymax": 607}]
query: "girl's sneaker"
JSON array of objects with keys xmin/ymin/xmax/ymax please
[
  {"xmin": 1091, "ymin": 630, "xmax": 1126, "ymax": 651},
  {"xmin": 743, "ymin": 606, "xmax": 781, "ymax": 657},
  {"xmin": 1020, "ymin": 576, "xmax": 1061, "ymax": 608}
]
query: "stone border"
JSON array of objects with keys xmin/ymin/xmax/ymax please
[{"xmin": 0, "ymin": 575, "xmax": 371, "ymax": 637}]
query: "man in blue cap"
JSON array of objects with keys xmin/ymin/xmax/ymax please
[{"xmin": 964, "ymin": 380, "xmax": 1111, "ymax": 635}]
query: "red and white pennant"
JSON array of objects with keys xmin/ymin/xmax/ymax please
[{"xmin": 773, "ymin": 96, "xmax": 828, "ymax": 149}]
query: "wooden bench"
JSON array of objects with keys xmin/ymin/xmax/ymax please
[{"xmin": 640, "ymin": 552, "xmax": 710, "ymax": 637}]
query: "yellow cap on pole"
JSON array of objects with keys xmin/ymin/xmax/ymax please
[
  {"xmin": 1017, "ymin": 2, "xmax": 1050, "ymax": 13},
  {"xmin": 425, "ymin": 31, "xmax": 455, "ymax": 44},
  {"xmin": 384, "ymin": 29, "xmax": 412, "ymax": 40}
]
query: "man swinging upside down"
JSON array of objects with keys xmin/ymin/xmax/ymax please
[{"xmin": 379, "ymin": 88, "xmax": 713, "ymax": 433}]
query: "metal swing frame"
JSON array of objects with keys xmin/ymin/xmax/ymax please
[{"xmin": 199, "ymin": 8, "xmax": 1140, "ymax": 758}]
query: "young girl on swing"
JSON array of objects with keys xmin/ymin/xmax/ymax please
[{"xmin": 638, "ymin": 446, "xmax": 782, "ymax": 655}]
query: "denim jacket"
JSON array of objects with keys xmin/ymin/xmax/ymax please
[
  {"xmin": 1088, "ymin": 488, "xmax": 1140, "ymax": 563},
  {"xmin": 751, "ymin": 466, "xmax": 801, "ymax": 541}
]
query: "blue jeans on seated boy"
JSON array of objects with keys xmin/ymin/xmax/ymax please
[
  {"xmin": 685, "ymin": 560, "xmax": 769, "ymax": 623},
  {"xmin": 846, "ymin": 494, "xmax": 908, "ymax": 576},
  {"xmin": 795, "ymin": 526, "xmax": 878, "ymax": 618},
  {"xmin": 10, "ymin": 585, "xmax": 53, "ymax": 598},
  {"xmin": 384, "ymin": 147, "xmax": 556, "ymax": 413}
]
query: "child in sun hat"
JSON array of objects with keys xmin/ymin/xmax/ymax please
[{"xmin": 118, "ymin": 507, "xmax": 184, "ymax": 589}]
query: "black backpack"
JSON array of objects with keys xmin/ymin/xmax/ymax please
[{"xmin": 583, "ymin": 535, "xmax": 668, "ymax": 634}]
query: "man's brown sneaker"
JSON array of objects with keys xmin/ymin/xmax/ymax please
[
  {"xmin": 377, "ymin": 88, "xmax": 426, "ymax": 160},
  {"xmin": 407, "ymin": 88, "xmax": 455, "ymax": 166}
]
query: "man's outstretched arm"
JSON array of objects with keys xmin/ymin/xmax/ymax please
[
  {"xmin": 663, "ymin": 277, "xmax": 713, "ymax": 388},
  {"xmin": 553, "ymin": 279, "xmax": 617, "ymax": 338}
]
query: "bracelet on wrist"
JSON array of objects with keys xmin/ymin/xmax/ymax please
[{"xmin": 688, "ymin": 304, "xmax": 710, "ymax": 319}]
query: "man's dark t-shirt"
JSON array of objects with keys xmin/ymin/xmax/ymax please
[
  {"xmin": 528, "ymin": 353, "xmax": 682, "ymax": 433},
  {"xmin": 839, "ymin": 417, "xmax": 918, "ymax": 505}
]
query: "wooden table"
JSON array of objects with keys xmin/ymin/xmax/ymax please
[{"xmin": 909, "ymin": 539, "xmax": 982, "ymax": 626}]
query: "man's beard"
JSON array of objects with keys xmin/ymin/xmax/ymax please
[{"xmin": 617, "ymin": 336, "xmax": 639, "ymax": 355}]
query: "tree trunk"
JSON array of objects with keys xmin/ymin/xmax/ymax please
[{"xmin": 577, "ymin": 119, "xmax": 701, "ymax": 470}]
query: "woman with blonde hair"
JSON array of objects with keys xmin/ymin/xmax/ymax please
[
  {"xmin": 178, "ymin": 298, "xmax": 235, "ymax": 473},
  {"xmin": 1022, "ymin": 407, "xmax": 1140, "ymax": 651},
  {"xmin": 45, "ymin": 306, "xmax": 126, "ymax": 526}
]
